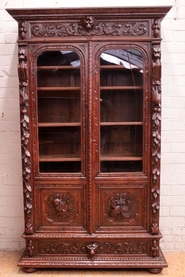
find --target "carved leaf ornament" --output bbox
[38,241,146,255]
[18,48,33,235]
[31,17,147,38]
[151,44,162,234]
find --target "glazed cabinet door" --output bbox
[31,44,89,233]
[92,43,150,234]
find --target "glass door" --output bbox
[37,50,82,173]
[100,49,143,172]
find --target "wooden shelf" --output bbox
[100,156,143,161]
[37,87,81,91]
[37,66,80,70]
[100,64,139,69]
[100,122,143,126]
[39,154,81,162]
[100,86,143,90]
[38,122,81,127]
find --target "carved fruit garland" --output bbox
[18,48,33,235]
[151,44,161,235]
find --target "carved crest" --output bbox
[80,16,95,31]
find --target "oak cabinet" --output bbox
[7,6,171,273]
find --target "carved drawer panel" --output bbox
[96,185,146,231]
[35,185,86,231]
[34,239,149,256]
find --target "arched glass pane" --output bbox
[100,49,143,173]
[37,50,81,173]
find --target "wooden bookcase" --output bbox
[7,6,171,273]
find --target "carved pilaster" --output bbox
[18,48,33,235]
[151,44,161,235]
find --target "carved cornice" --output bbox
[18,48,33,235]
[151,44,161,235]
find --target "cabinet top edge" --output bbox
[6,6,172,21]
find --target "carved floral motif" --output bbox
[19,21,27,40]
[38,241,147,255]
[46,193,77,222]
[152,19,160,38]
[151,240,159,257]
[107,193,137,221]
[31,21,147,38]
[151,44,161,235]
[18,48,33,235]
[27,240,34,257]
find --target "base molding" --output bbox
[18,248,167,273]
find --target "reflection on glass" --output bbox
[37,51,81,173]
[100,49,143,173]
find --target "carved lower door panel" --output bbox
[96,185,147,232]
[7,6,171,273]
[35,185,87,232]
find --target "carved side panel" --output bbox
[151,44,161,235]
[18,47,33,235]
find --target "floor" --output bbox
[0,251,185,277]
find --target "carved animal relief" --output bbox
[45,193,77,222]
[106,192,137,222]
